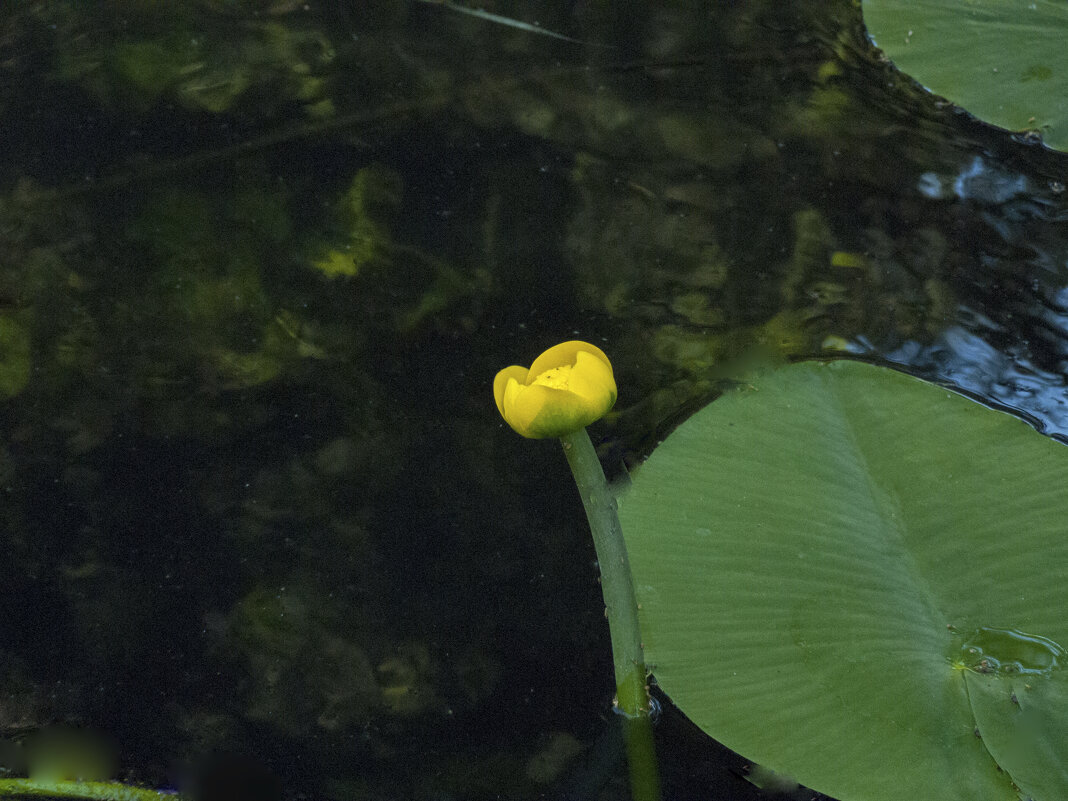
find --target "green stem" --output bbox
[559,428,661,801]
[0,779,179,801]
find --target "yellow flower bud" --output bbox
[493,341,617,439]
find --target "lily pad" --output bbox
[861,0,1068,152]
[619,360,1068,801]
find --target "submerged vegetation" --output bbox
[0,1,1066,799]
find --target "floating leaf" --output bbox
[619,360,1068,800]
[861,0,1068,152]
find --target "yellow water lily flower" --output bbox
[493,340,617,439]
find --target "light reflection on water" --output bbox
[861,155,1068,438]
[885,325,1068,439]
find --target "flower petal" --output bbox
[504,383,553,436]
[527,340,611,384]
[564,350,617,411]
[494,365,529,418]
[524,385,601,438]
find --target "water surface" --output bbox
[1,2,1066,799]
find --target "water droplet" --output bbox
[958,627,1066,677]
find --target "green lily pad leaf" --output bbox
[860,0,1068,152]
[963,667,1068,800]
[619,360,1068,801]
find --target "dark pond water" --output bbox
[1,1,1066,799]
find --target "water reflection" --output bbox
[917,156,1032,204]
[869,156,1068,438]
[0,1,1067,800]
[885,324,1068,439]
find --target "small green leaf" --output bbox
[620,360,1068,801]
